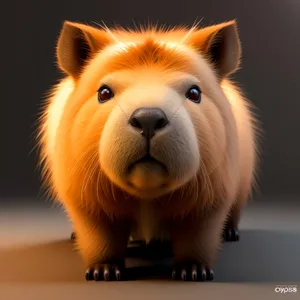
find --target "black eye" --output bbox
[98,85,114,103]
[186,86,201,103]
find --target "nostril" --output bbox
[155,118,169,130]
[130,117,142,129]
[128,107,169,138]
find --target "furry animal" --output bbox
[37,19,260,282]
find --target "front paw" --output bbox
[85,262,125,281]
[172,261,214,281]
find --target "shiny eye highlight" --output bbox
[98,85,114,103]
[186,85,201,103]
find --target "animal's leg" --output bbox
[69,207,130,281]
[170,208,228,281]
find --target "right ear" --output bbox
[56,21,113,79]
[184,20,241,80]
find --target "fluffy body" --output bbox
[37,21,259,276]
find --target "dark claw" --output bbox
[85,263,125,281]
[191,264,197,281]
[223,227,240,242]
[85,268,94,281]
[200,266,206,281]
[181,268,187,281]
[114,264,122,281]
[103,265,110,281]
[70,232,76,241]
[172,262,214,282]
[207,268,214,281]
[115,269,121,281]
[172,270,177,280]
[94,266,101,281]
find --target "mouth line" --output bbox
[127,180,169,191]
[127,154,168,174]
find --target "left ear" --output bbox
[56,21,114,79]
[185,20,241,79]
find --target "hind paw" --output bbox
[223,227,240,242]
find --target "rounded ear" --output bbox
[56,21,114,79]
[185,20,241,80]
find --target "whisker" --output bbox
[71,144,99,175]
[166,188,175,206]
[169,101,185,123]
[96,20,119,43]
[115,97,129,119]
[180,17,204,44]
[96,165,102,205]
[110,181,117,202]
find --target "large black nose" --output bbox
[128,107,169,139]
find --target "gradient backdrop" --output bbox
[4,0,300,200]
[1,0,300,298]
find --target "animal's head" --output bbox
[56,20,241,200]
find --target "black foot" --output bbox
[85,262,125,281]
[70,232,76,241]
[128,239,146,247]
[172,262,214,281]
[223,227,240,242]
[145,239,172,259]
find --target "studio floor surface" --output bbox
[0,197,299,299]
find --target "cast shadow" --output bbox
[0,229,299,283]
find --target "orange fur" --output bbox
[36,20,260,272]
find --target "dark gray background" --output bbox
[2,1,300,294]
[3,0,300,199]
